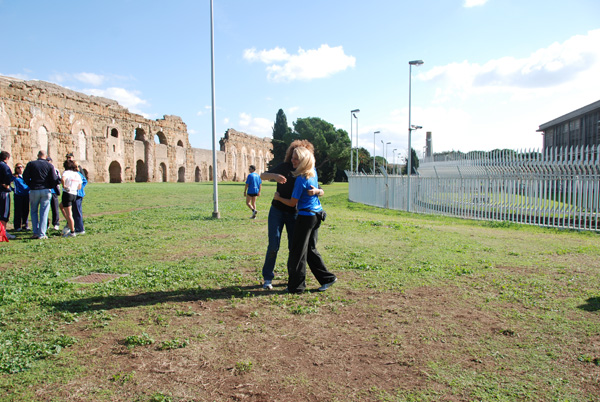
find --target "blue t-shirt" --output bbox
[245,172,261,195]
[292,170,322,216]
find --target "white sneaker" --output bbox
[63,232,76,238]
[318,278,337,292]
[62,226,70,235]
[263,280,273,290]
[53,225,60,230]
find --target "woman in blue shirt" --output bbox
[273,147,336,293]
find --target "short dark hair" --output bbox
[0,151,9,162]
[63,159,78,171]
[249,165,256,171]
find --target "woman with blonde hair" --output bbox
[273,146,336,293]
[260,140,322,289]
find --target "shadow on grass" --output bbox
[48,283,288,313]
[578,297,600,312]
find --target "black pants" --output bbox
[14,194,29,229]
[50,193,59,227]
[287,214,335,292]
[72,196,84,233]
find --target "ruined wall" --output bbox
[0,75,271,183]
[219,129,273,182]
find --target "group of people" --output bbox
[0,150,87,240]
[257,140,337,293]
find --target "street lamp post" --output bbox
[373,131,380,174]
[385,141,391,173]
[350,109,360,174]
[393,149,397,175]
[407,59,424,212]
[353,110,360,173]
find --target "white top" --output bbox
[62,170,82,195]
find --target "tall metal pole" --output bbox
[350,109,359,174]
[350,111,353,174]
[407,60,423,212]
[355,113,359,173]
[210,0,220,218]
[385,141,391,172]
[373,131,380,174]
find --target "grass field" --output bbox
[0,181,599,401]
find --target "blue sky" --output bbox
[1,0,599,161]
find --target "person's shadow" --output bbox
[578,297,600,312]
[48,284,287,313]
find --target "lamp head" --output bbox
[410,125,422,130]
[351,109,360,113]
[409,60,424,66]
[374,131,380,134]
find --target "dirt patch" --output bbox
[40,280,578,401]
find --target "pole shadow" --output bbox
[578,297,600,312]
[48,283,288,313]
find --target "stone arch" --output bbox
[109,161,122,183]
[222,169,228,180]
[178,166,185,182]
[240,146,248,179]
[209,165,213,181]
[177,140,184,147]
[250,149,256,166]
[135,127,146,141]
[195,166,201,182]
[228,145,237,181]
[159,162,167,182]
[72,119,92,162]
[30,113,56,158]
[135,159,147,182]
[110,128,119,138]
[155,131,168,145]
[78,130,87,161]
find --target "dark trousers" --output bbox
[72,196,84,233]
[287,214,335,292]
[50,193,59,227]
[14,194,29,229]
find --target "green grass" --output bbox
[0,181,599,401]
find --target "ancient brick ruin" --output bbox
[0,75,272,183]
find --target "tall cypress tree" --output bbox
[269,109,292,169]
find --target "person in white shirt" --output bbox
[59,159,83,237]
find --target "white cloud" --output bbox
[464,0,488,7]
[50,72,107,86]
[243,47,290,64]
[238,113,273,137]
[287,106,300,114]
[420,29,600,100]
[197,106,211,116]
[73,72,106,86]
[244,44,356,82]
[83,87,149,116]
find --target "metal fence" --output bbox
[347,146,600,231]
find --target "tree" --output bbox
[401,148,419,175]
[268,109,292,169]
[356,147,371,174]
[292,117,351,184]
